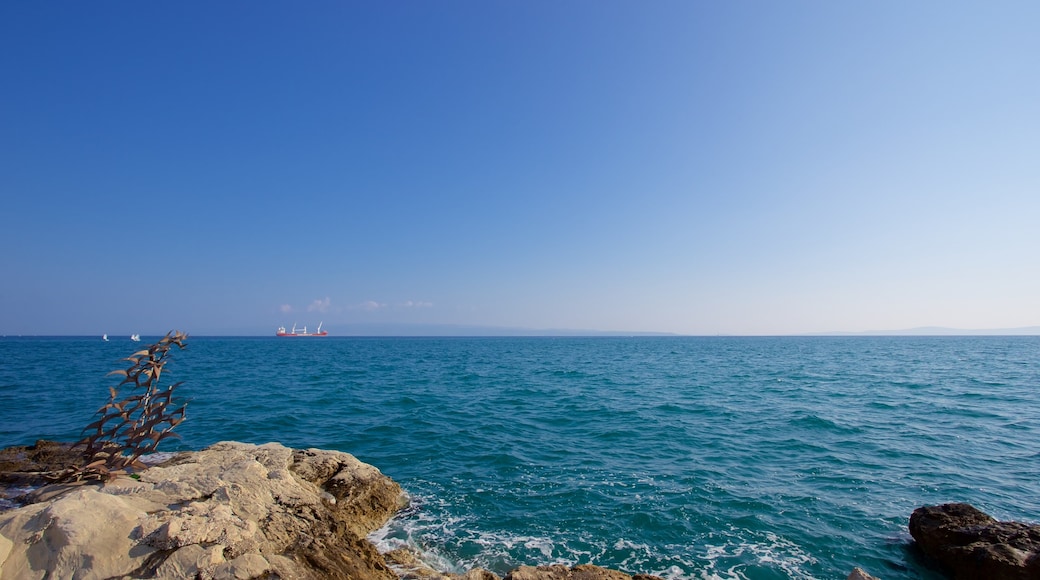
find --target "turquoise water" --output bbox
[2,336,1038,579]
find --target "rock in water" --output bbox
[846,568,879,580]
[0,441,407,580]
[909,503,1040,580]
[504,564,664,580]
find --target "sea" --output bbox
[1,335,1038,579]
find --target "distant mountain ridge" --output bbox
[16,325,1037,338]
[306,323,678,337]
[177,323,678,337]
[808,326,1040,336]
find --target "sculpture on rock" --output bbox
[61,331,190,481]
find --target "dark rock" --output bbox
[0,440,82,486]
[0,440,87,512]
[909,503,1040,579]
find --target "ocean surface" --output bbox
[2,336,1038,579]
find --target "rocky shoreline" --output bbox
[1,441,694,580]
[3,441,1032,580]
[0,441,404,579]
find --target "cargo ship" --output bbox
[276,322,328,337]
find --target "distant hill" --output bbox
[809,326,1040,336]
[312,323,677,337]
[199,323,678,337]
[83,324,1040,338]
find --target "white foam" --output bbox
[698,531,816,580]
[370,490,817,580]
[523,537,555,558]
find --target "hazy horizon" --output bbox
[6,324,1040,339]
[2,2,1038,336]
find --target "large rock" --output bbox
[505,564,663,580]
[0,441,407,580]
[0,440,82,487]
[0,441,747,580]
[909,503,1040,579]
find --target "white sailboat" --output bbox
[102,334,108,341]
[130,334,141,342]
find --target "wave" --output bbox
[5,335,1040,579]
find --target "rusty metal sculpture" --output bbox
[61,331,189,481]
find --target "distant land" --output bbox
[316,324,1040,337]
[83,324,677,337]
[5,325,1040,338]
[270,323,679,337]
[806,326,1040,336]
[316,324,1038,337]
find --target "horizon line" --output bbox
[4,326,1040,339]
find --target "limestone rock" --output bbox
[0,534,11,570]
[385,547,455,579]
[383,552,659,580]
[0,440,691,580]
[909,502,1040,580]
[846,568,879,580]
[383,547,501,580]
[0,485,160,579]
[505,564,664,580]
[152,544,227,578]
[0,441,406,580]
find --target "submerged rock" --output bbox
[0,441,407,579]
[909,502,1040,580]
[384,547,499,580]
[380,558,667,580]
[846,568,879,580]
[505,564,664,580]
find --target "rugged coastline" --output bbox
[0,440,685,580]
[0,441,404,579]
[10,440,1033,579]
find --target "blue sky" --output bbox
[2,2,1038,336]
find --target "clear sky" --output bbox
[2,2,1038,336]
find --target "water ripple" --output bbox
[3,336,1038,579]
